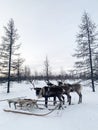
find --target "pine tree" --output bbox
[0,18,21,93]
[44,56,51,83]
[73,12,98,92]
[15,55,25,82]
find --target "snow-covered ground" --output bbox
[0,80,98,130]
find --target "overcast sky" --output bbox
[0,0,98,74]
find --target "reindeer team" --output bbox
[7,80,82,109]
[31,80,82,109]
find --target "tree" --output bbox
[44,56,51,83]
[0,18,21,93]
[73,12,98,92]
[58,68,66,82]
[15,55,25,82]
[93,53,98,79]
[23,65,31,80]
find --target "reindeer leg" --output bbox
[62,95,65,105]
[67,94,71,105]
[78,93,82,104]
[9,101,11,108]
[57,96,63,109]
[45,97,48,108]
[53,96,56,105]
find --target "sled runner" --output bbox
[4,103,62,116]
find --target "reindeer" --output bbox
[38,86,64,108]
[29,80,65,108]
[58,81,82,105]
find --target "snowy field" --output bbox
[0,80,98,130]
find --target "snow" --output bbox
[0,81,98,130]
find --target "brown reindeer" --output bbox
[58,81,82,105]
[29,80,65,107]
[38,86,64,109]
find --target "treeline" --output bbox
[0,70,98,83]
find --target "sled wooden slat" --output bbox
[0,96,26,102]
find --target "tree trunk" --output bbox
[7,39,12,93]
[87,25,95,92]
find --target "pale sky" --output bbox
[0,0,98,74]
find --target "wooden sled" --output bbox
[4,103,61,116]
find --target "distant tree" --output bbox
[59,68,66,82]
[33,70,39,80]
[0,18,21,93]
[44,56,51,83]
[73,12,98,92]
[24,65,31,80]
[15,55,25,82]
